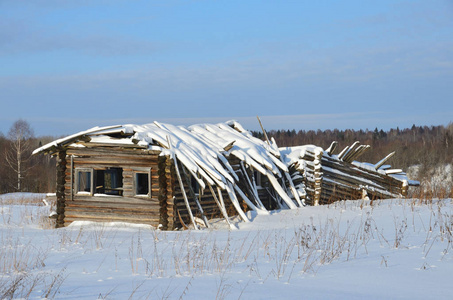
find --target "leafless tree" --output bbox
[5,119,34,192]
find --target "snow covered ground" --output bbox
[1,193,452,299]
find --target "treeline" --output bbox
[1,120,452,194]
[0,120,56,194]
[253,123,453,180]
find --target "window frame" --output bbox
[75,168,94,195]
[134,168,152,198]
[93,167,123,196]
[75,167,124,197]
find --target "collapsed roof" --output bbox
[34,120,418,227]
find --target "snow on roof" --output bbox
[33,120,287,192]
[34,121,417,211]
[279,145,324,166]
[32,124,129,155]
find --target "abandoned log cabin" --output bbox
[33,120,418,229]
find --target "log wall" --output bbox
[59,147,245,230]
[63,147,166,227]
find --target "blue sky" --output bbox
[1,0,452,136]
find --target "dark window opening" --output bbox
[136,173,150,196]
[95,168,123,196]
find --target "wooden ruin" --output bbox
[33,121,418,229]
[280,142,416,206]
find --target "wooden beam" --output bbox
[257,116,271,146]
[167,135,198,230]
[180,166,210,228]
[375,152,395,170]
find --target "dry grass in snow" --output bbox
[0,193,452,299]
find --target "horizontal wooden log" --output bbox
[321,156,403,188]
[67,147,161,157]
[66,206,160,216]
[64,214,160,225]
[72,158,158,165]
[68,195,159,204]
[65,212,160,220]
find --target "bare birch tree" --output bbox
[5,119,34,192]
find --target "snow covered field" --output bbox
[1,193,452,299]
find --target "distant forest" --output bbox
[0,120,452,194]
[255,123,453,179]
